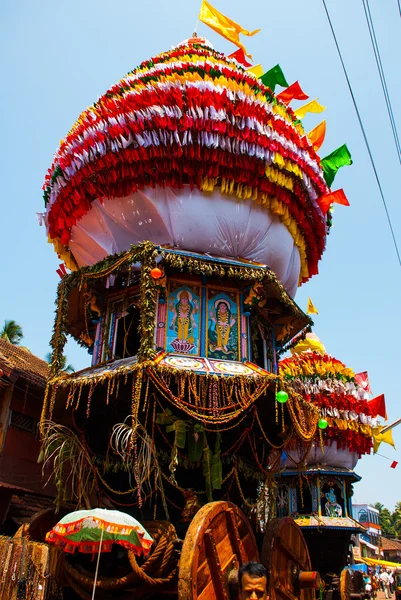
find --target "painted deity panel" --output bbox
[167,282,200,355]
[320,479,344,518]
[207,289,239,360]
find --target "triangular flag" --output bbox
[368,394,387,420]
[247,64,264,78]
[198,0,260,59]
[373,428,395,453]
[307,298,318,315]
[294,99,326,120]
[59,263,67,276]
[307,120,326,152]
[355,371,373,394]
[227,48,252,68]
[259,64,289,92]
[390,461,398,469]
[276,81,308,105]
[318,189,350,214]
[321,144,353,187]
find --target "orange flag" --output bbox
[308,120,326,152]
[318,189,350,214]
[198,0,260,59]
[276,81,308,105]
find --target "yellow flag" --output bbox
[246,64,264,78]
[198,0,260,59]
[294,99,326,120]
[307,120,326,152]
[373,428,396,454]
[307,297,318,315]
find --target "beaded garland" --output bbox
[0,535,63,600]
[43,43,330,284]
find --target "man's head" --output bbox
[238,562,268,600]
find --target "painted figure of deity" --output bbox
[168,289,199,354]
[169,290,198,341]
[324,488,343,517]
[209,299,236,355]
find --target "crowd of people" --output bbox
[364,568,398,599]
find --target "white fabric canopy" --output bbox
[69,185,301,297]
[281,440,359,470]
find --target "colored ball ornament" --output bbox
[276,390,288,404]
[150,267,163,280]
[318,418,328,430]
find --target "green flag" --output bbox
[321,144,353,187]
[259,64,289,92]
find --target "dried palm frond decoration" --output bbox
[110,420,168,516]
[40,420,97,510]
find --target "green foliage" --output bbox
[0,320,23,345]
[374,501,401,538]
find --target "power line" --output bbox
[363,0,401,163]
[398,0,401,17]
[321,0,401,267]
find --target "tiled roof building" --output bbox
[0,338,54,533]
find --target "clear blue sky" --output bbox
[1,0,400,509]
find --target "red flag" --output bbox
[59,263,67,276]
[368,394,387,420]
[355,371,372,393]
[227,48,252,68]
[318,189,350,214]
[56,268,64,279]
[276,81,308,105]
[390,461,398,469]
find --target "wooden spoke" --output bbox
[262,517,317,600]
[178,501,259,600]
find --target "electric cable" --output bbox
[321,0,401,267]
[363,0,401,163]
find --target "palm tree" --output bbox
[393,502,401,538]
[0,320,23,345]
[379,508,395,537]
[45,352,75,373]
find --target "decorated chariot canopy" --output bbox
[39,17,354,533]
[278,333,387,469]
[41,36,351,297]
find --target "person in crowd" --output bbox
[379,568,391,599]
[238,562,268,600]
[389,570,395,595]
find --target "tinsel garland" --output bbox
[46,242,158,386]
[43,43,330,284]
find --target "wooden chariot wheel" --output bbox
[340,568,365,600]
[261,517,321,600]
[178,501,259,600]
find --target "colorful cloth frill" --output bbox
[43,43,330,284]
[279,351,381,456]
